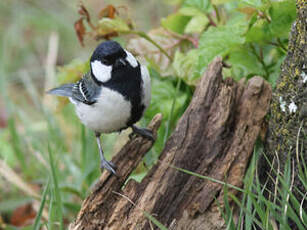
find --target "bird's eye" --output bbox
[101,59,110,65]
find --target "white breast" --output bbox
[74,87,131,133]
[140,65,151,110]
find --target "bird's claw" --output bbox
[128,132,137,140]
[131,125,154,141]
[100,159,117,175]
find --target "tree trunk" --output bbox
[69,57,271,230]
[261,1,306,229]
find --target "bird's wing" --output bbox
[47,83,74,97]
[71,72,100,105]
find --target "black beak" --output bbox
[114,58,126,68]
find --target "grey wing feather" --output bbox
[46,84,74,97]
[71,73,99,105]
[47,73,99,105]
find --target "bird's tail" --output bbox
[46,84,74,97]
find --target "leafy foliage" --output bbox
[196,19,247,76]
[71,0,295,88]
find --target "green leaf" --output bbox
[184,14,209,34]
[246,18,271,43]
[228,45,265,81]
[147,77,188,122]
[199,21,247,50]
[197,21,247,76]
[179,6,204,16]
[183,0,212,13]
[161,13,191,34]
[269,0,296,39]
[246,0,296,42]
[33,179,50,230]
[211,0,233,5]
[173,49,199,85]
[97,17,130,35]
[267,57,283,88]
[163,0,185,5]
[241,0,263,8]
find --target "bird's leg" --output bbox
[130,125,154,141]
[95,132,117,175]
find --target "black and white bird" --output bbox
[47,40,152,174]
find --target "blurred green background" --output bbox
[0,0,174,228]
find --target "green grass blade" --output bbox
[169,164,245,193]
[285,203,306,230]
[8,117,26,171]
[163,78,182,145]
[48,144,63,230]
[243,147,259,230]
[229,193,264,229]
[33,178,50,230]
[143,211,168,230]
[223,185,236,230]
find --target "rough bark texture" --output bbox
[261,1,306,228]
[69,57,272,230]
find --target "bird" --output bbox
[47,40,153,175]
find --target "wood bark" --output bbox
[69,57,272,230]
[261,1,306,229]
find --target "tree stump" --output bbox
[69,57,272,230]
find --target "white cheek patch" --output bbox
[91,60,112,82]
[125,50,138,68]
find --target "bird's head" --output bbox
[90,40,139,83]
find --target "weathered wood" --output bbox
[69,57,272,230]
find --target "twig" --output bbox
[212,4,220,23]
[250,43,269,78]
[164,29,199,48]
[258,10,271,23]
[134,40,182,56]
[268,40,287,53]
[206,13,217,27]
[124,30,173,61]
[277,38,288,53]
